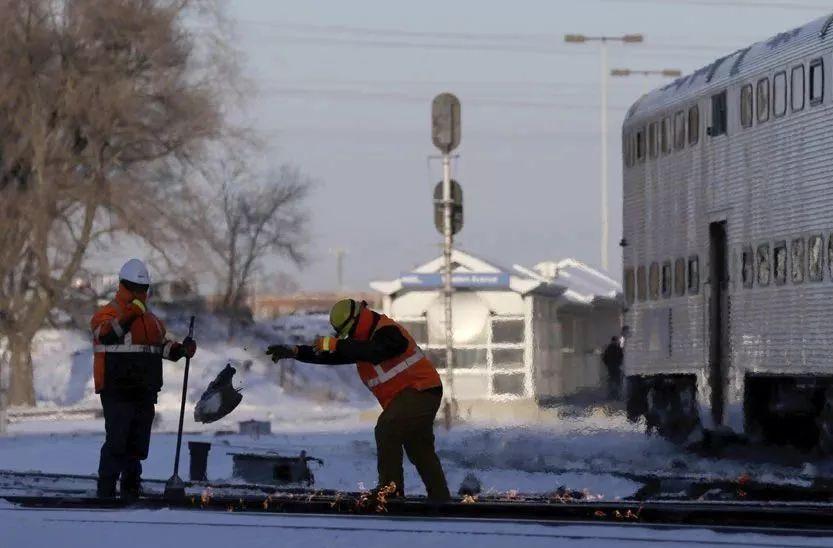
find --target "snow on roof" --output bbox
[370,249,621,305]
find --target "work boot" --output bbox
[97,476,117,498]
[120,473,141,501]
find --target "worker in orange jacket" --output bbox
[266,299,450,501]
[91,259,196,498]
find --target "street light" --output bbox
[611,68,682,78]
[564,33,644,273]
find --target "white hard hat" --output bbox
[118,259,151,285]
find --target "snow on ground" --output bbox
[8,313,833,547]
[28,313,375,431]
[7,316,833,504]
[2,506,833,548]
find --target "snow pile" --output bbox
[28,310,375,429]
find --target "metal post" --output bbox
[0,349,7,435]
[335,249,345,291]
[600,38,609,273]
[442,152,455,423]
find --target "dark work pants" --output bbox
[98,393,155,482]
[375,387,450,501]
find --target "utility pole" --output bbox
[564,33,643,273]
[330,248,347,291]
[0,348,7,435]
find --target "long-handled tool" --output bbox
[164,315,195,500]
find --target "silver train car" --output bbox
[621,13,833,448]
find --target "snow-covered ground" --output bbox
[4,503,833,548]
[5,318,833,546]
[8,318,833,496]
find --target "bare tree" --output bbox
[206,159,310,338]
[0,0,234,406]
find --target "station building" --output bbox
[370,249,622,412]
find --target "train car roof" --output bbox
[625,12,833,124]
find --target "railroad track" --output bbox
[3,469,833,532]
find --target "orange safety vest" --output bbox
[355,314,441,409]
[91,286,172,395]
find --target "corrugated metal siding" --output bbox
[623,14,833,400]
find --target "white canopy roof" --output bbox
[370,248,621,306]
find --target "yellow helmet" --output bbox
[329,299,366,339]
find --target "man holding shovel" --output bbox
[90,259,197,499]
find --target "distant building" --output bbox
[250,291,380,320]
[370,249,622,413]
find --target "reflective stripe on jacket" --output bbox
[355,315,441,408]
[90,286,169,396]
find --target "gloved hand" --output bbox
[313,336,338,354]
[182,337,197,359]
[265,344,297,362]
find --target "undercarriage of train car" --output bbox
[625,374,702,445]
[744,374,833,452]
[625,372,833,452]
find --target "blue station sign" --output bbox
[400,272,511,289]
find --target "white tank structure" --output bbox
[621,12,833,448]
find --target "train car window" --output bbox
[674,258,686,296]
[828,235,833,281]
[756,78,770,123]
[791,65,805,112]
[710,91,727,136]
[674,111,686,150]
[661,261,672,298]
[688,105,700,145]
[636,128,645,162]
[661,117,671,154]
[808,235,823,282]
[742,246,754,288]
[688,256,700,294]
[773,241,787,285]
[756,243,771,286]
[773,71,787,118]
[637,265,647,301]
[622,134,629,167]
[624,268,635,304]
[648,122,658,159]
[791,238,805,284]
[740,84,753,129]
[810,58,824,106]
[649,262,660,300]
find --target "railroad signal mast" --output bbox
[431,92,461,427]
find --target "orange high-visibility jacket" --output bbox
[90,285,179,397]
[355,315,441,409]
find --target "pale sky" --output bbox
[225,0,829,292]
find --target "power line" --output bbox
[245,33,728,61]
[258,78,654,90]
[235,20,738,58]
[255,86,632,110]
[602,0,830,10]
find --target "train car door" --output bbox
[708,221,729,426]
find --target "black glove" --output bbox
[266,344,297,362]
